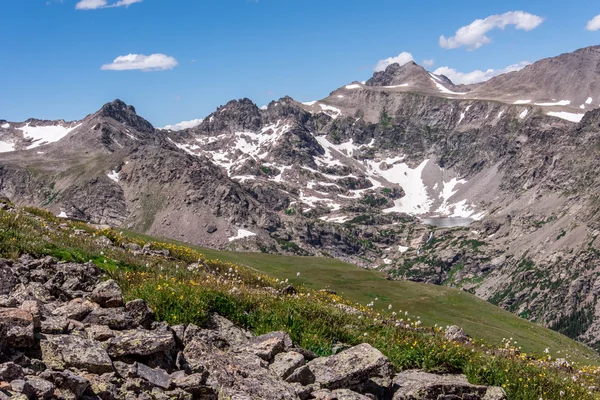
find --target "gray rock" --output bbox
[0,308,35,348]
[285,365,315,385]
[171,372,214,397]
[90,279,124,308]
[270,351,305,379]
[52,298,98,321]
[82,307,136,330]
[86,324,116,341]
[392,370,506,400]
[106,329,175,358]
[39,369,90,399]
[25,376,55,400]
[9,380,35,399]
[124,299,155,328]
[246,331,291,361]
[333,389,372,399]
[40,316,69,334]
[444,325,470,343]
[0,264,18,295]
[87,373,119,400]
[211,314,252,346]
[307,343,394,395]
[135,363,171,390]
[183,337,297,399]
[18,301,41,329]
[40,334,113,374]
[0,362,24,382]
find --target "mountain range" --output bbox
[2,45,600,349]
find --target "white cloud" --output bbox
[160,119,203,131]
[586,15,600,31]
[440,11,544,50]
[75,0,142,10]
[374,52,414,72]
[433,61,529,85]
[101,54,178,71]
[422,59,435,67]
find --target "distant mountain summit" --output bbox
[470,45,600,111]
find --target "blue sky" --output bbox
[1,0,600,127]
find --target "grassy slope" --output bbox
[123,230,599,365]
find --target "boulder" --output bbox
[245,331,291,362]
[90,279,124,308]
[86,373,119,400]
[9,380,36,399]
[0,308,35,348]
[392,370,506,400]
[306,343,394,395]
[40,334,114,374]
[106,329,175,358]
[285,365,315,386]
[52,298,98,321]
[39,370,90,399]
[40,316,69,334]
[25,376,55,400]
[183,337,297,399]
[0,362,24,382]
[210,314,252,347]
[270,351,305,379]
[0,264,18,296]
[134,363,171,390]
[171,372,214,398]
[444,325,470,343]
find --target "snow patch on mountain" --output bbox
[19,123,81,149]
[547,111,584,123]
[228,229,256,242]
[1,123,9,129]
[0,141,15,153]
[534,100,571,106]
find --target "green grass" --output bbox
[122,230,599,365]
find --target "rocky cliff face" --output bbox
[2,46,600,349]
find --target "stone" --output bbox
[171,324,187,345]
[444,325,470,343]
[52,298,98,321]
[124,299,155,328]
[90,279,124,308]
[40,334,113,374]
[106,329,175,358]
[87,374,119,400]
[86,324,116,341]
[483,386,508,400]
[0,362,24,382]
[9,380,35,399]
[25,376,55,400]
[171,372,213,397]
[210,314,252,347]
[135,363,171,390]
[245,331,291,361]
[183,337,297,399]
[332,389,372,399]
[40,316,69,334]
[0,265,19,296]
[306,343,394,395]
[18,301,41,329]
[0,308,35,348]
[113,361,136,379]
[39,370,90,399]
[270,351,305,379]
[82,308,137,330]
[285,365,315,385]
[392,370,506,400]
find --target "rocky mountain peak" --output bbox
[95,99,154,133]
[195,98,262,134]
[366,61,432,87]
